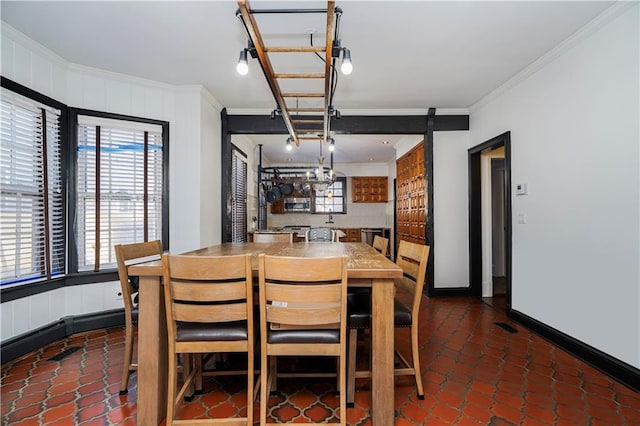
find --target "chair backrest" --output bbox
[305,227,336,242]
[372,235,389,257]
[258,254,348,334]
[115,240,162,313]
[395,240,430,316]
[253,232,293,243]
[162,253,254,344]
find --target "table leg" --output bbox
[370,278,395,425]
[137,276,168,425]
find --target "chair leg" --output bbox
[269,357,278,394]
[194,354,203,394]
[411,324,424,399]
[260,351,269,425]
[339,338,347,426]
[346,328,358,407]
[183,354,194,401]
[246,348,254,425]
[166,349,178,426]
[119,319,134,395]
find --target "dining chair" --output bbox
[372,235,389,257]
[346,240,430,405]
[162,253,255,425]
[253,232,293,243]
[305,227,337,242]
[258,253,348,426]
[114,240,162,395]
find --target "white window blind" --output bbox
[0,88,64,286]
[76,116,163,271]
[231,149,247,243]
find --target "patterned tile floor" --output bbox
[2,296,639,425]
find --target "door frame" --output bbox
[468,131,512,310]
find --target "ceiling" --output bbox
[1,1,613,164]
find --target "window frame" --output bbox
[0,77,68,299]
[311,176,347,214]
[0,77,170,302]
[68,108,170,274]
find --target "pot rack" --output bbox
[236,0,342,147]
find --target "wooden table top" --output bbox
[129,242,402,280]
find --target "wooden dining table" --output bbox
[129,242,402,425]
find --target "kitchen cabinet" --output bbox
[396,141,426,246]
[352,176,388,203]
[340,228,361,242]
[270,199,284,214]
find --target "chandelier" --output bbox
[307,153,335,193]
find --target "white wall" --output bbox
[433,131,470,288]
[469,4,639,367]
[0,23,222,341]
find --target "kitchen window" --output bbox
[0,87,65,287]
[74,112,168,272]
[313,177,346,214]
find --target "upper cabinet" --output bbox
[351,176,388,203]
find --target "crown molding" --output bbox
[470,2,636,113]
[67,62,175,91]
[1,21,68,69]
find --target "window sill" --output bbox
[1,270,119,303]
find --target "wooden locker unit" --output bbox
[395,141,426,246]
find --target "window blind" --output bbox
[0,88,64,286]
[231,149,247,243]
[76,116,163,271]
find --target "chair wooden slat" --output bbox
[171,280,247,302]
[173,302,248,323]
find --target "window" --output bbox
[0,87,64,287]
[231,147,247,243]
[75,114,166,271]
[313,177,347,214]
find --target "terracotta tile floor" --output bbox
[2,296,639,425]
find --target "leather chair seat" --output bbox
[268,329,340,344]
[131,306,139,324]
[347,294,412,329]
[176,321,248,342]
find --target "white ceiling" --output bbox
[1,0,613,163]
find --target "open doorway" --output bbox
[468,132,512,312]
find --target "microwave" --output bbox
[284,198,311,213]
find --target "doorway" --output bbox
[468,132,512,312]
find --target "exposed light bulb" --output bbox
[328,138,335,152]
[236,50,249,75]
[285,137,293,151]
[340,49,352,75]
